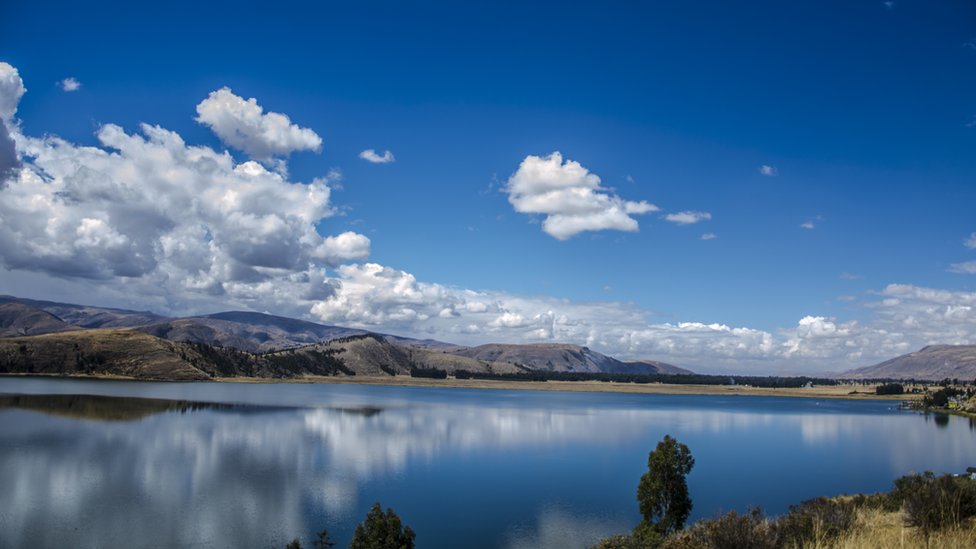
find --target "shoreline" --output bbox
[0,372,919,401]
[265,375,921,400]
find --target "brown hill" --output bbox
[450,343,618,372]
[841,345,976,381]
[137,312,365,353]
[449,343,692,374]
[0,295,167,328]
[624,359,694,375]
[0,295,695,379]
[0,295,166,328]
[0,303,79,337]
[0,330,522,381]
[276,334,523,376]
[0,330,212,380]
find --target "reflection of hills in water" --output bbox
[0,392,385,421]
[0,393,248,421]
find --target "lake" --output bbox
[1,377,973,548]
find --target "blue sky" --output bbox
[1,0,975,373]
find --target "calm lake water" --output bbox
[1,377,974,549]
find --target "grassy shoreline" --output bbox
[1,372,919,401]
[223,374,922,400]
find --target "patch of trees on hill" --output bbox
[183,342,266,377]
[264,348,355,377]
[183,342,354,378]
[408,367,447,379]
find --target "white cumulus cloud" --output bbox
[759,165,778,176]
[306,262,976,374]
[359,149,395,164]
[0,62,26,122]
[0,64,367,316]
[505,152,659,240]
[0,62,25,182]
[195,87,322,163]
[317,232,371,267]
[60,77,81,92]
[665,211,712,225]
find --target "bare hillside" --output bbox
[841,345,976,380]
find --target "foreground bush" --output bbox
[591,472,976,548]
[662,508,774,549]
[902,473,976,538]
[770,497,859,547]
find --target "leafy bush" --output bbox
[886,471,935,511]
[770,497,858,547]
[902,473,976,536]
[662,508,774,549]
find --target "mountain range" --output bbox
[0,295,692,380]
[7,295,971,382]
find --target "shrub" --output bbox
[663,508,774,549]
[903,474,976,537]
[887,472,935,512]
[588,534,644,549]
[770,497,858,547]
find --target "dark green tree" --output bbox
[349,502,416,549]
[283,539,303,549]
[637,435,695,536]
[313,528,336,549]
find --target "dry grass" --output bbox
[830,507,976,549]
